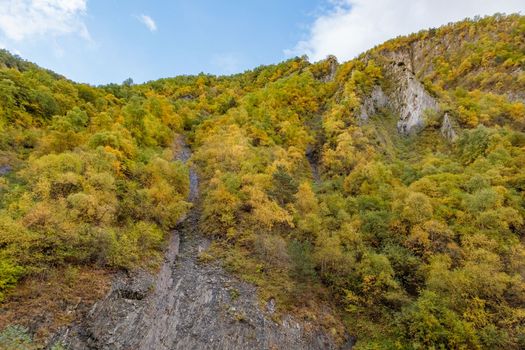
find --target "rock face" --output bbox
[359,86,389,121]
[322,55,339,82]
[53,139,342,350]
[0,165,11,176]
[389,63,439,135]
[55,218,337,350]
[441,113,457,141]
[383,59,440,135]
[359,54,440,135]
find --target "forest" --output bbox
[0,13,524,349]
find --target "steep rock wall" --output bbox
[358,59,440,135]
[388,61,440,135]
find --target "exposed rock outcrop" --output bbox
[360,50,440,135]
[359,86,389,121]
[53,139,343,350]
[0,165,11,176]
[374,31,525,107]
[441,113,457,141]
[321,55,339,82]
[385,60,440,135]
[54,219,339,349]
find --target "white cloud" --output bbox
[0,0,89,41]
[288,0,525,62]
[138,14,157,32]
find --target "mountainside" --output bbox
[0,13,524,350]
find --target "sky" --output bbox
[0,0,523,85]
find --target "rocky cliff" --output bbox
[359,48,461,137]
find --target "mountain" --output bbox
[0,13,524,350]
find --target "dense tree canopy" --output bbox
[1,14,525,349]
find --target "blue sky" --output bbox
[0,0,325,85]
[0,0,522,85]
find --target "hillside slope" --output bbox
[0,14,524,350]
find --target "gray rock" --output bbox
[359,85,389,121]
[0,165,11,176]
[441,113,457,141]
[172,136,199,203]
[54,217,337,350]
[321,55,339,82]
[387,62,439,135]
[359,53,440,135]
[53,138,340,350]
[266,298,276,315]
